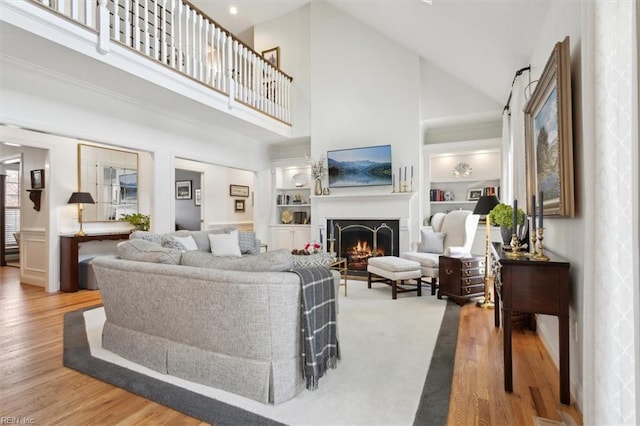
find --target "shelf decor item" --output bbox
[452,162,472,178]
[308,155,326,195]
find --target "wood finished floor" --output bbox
[1,267,583,425]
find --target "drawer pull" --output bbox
[463,278,470,285]
[463,262,471,268]
[445,268,454,275]
[464,270,472,276]
[463,287,471,294]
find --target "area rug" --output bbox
[64,280,460,426]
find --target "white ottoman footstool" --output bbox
[367,256,423,299]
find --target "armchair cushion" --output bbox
[418,230,446,254]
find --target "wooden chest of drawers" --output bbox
[438,255,485,305]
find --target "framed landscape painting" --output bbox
[524,36,575,218]
[327,145,392,188]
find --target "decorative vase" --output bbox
[500,226,512,245]
[314,178,322,196]
[323,187,330,195]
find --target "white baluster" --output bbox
[197,14,203,81]
[216,28,222,90]
[191,9,197,77]
[43,0,50,7]
[153,0,159,60]
[133,0,140,50]
[124,0,131,47]
[71,0,79,20]
[177,1,183,71]
[160,0,166,64]
[112,0,120,43]
[169,0,176,67]
[84,0,93,28]
[206,21,212,85]
[57,0,65,14]
[143,0,150,55]
[97,0,110,53]
[226,37,234,106]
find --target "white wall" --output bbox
[525,0,584,408]
[420,58,502,122]
[254,5,311,139]
[308,1,422,241]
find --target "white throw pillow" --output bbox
[173,235,199,251]
[208,230,242,257]
[418,229,446,254]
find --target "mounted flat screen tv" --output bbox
[327,145,392,188]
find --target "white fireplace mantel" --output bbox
[311,192,418,253]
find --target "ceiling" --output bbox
[192,0,552,106]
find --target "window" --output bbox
[4,165,20,248]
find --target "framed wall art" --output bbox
[30,169,45,189]
[467,188,483,201]
[524,36,575,218]
[234,199,245,212]
[176,180,192,200]
[262,46,280,69]
[194,188,202,206]
[229,184,249,197]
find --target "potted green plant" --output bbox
[121,213,150,231]
[488,203,525,244]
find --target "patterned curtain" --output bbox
[582,1,638,424]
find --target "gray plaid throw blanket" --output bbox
[290,267,340,390]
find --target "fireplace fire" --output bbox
[328,219,400,275]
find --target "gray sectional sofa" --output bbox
[91,228,340,405]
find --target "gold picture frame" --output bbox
[261,46,280,69]
[229,184,249,197]
[524,36,575,218]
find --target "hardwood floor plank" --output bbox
[1,267,583,425]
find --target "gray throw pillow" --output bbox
[418,230,446,254]
[238,231,258,255]
[117,239,182,264]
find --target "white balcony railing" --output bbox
[29,0,292,124]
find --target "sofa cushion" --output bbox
[238,231,259,255]
[181,249,294,272]
[418,230,446,254]
[173,235,199,251]
[117,239,182,264]
[401,251,439,268]
[169,227,237,252]
[208,231,242,257]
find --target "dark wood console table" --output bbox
[496,249,571,405]
[60,232,130,292]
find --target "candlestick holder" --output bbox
[401,182,408,193]
[532,228,550,261]
[328,238,335,255]
[530,228,538,257]
[505,233,526,259]
[410,177,414,193]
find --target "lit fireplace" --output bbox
[328,219,399,275]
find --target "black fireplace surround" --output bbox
[327,219,400,275]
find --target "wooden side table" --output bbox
[329,257,348,296]
[60,232,131,292]
[497,250,571,404]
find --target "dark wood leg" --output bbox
[504,308,513,393]
[559,315,570,404]
[417,279,422,296]
[494,281,501,328]
[437,288,442,299]
[431,278,436,296]
[368,272,372,289]
[392,280,398,299]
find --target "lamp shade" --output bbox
[473,195,500,216]
[67,192,95,204]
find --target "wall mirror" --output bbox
[78,144,139,222]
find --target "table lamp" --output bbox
[472,194,500,309]
[68,192,95,236]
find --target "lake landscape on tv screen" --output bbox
[327,145,392,188]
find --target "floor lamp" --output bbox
[68,192,95,236]
[472,195,500,309]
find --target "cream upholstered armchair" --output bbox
[401,210,479,294]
